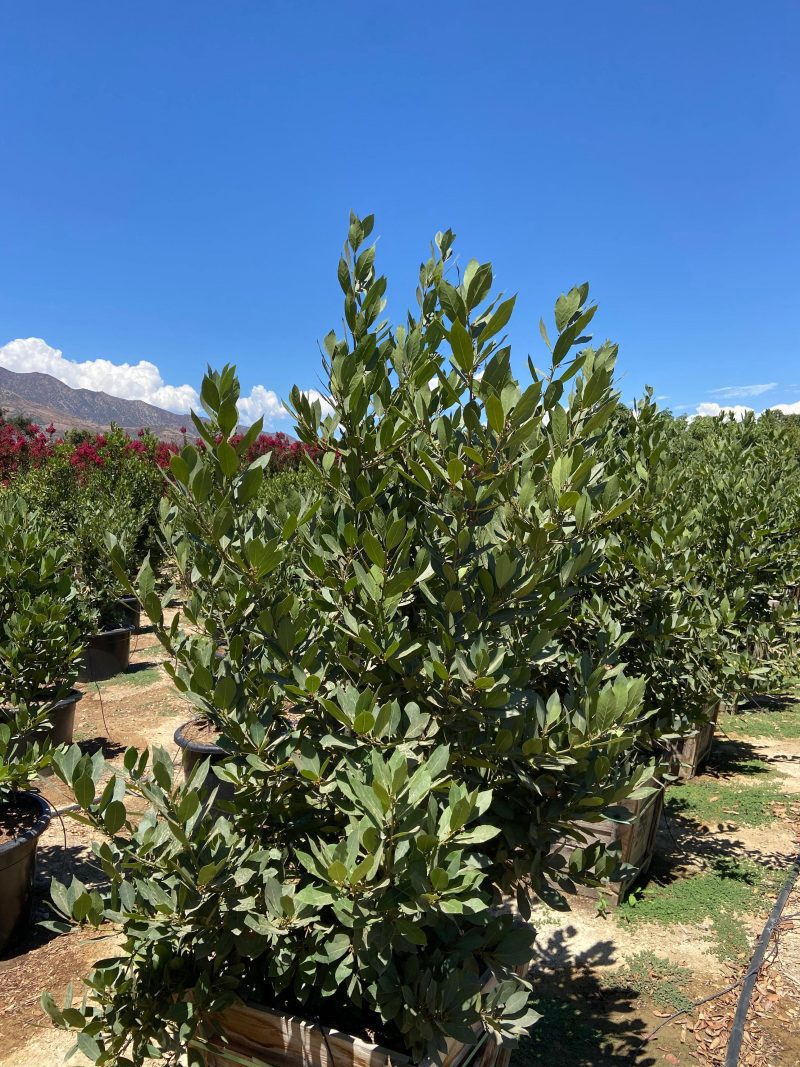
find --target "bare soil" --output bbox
[178,716,221,746]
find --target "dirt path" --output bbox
[0,621,190,1067]
[512,715,800,1066]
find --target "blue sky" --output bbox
[1,2,799,424]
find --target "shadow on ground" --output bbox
[659,802,792,868]
[77,736,126,759]
[36,839,107,892]
[642,733,798,878]
[124,660,160,675]
[706,737,771,778]
[738,692,800,712]
[0,840,108,963]
[511,929,657,1066]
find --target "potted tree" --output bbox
[687,414,800,686]
[0,495,86,747]
[71,494,145,682]
[571,393,729,787]
[44,215,663,1062]
[46,735,536,1066]
[12,426,165,680]
[0,707,53,952]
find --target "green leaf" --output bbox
[50,880,71,918]
[456,824,501,844]
[550,403,568,447]
[216,442,239,477]
[169,455,191,484]
[539,318,552,351]
[327,860,348,884]
[76,1033,102,1060]
[430,867,449,891]
[447,457,465,483]
[449,320,474,372]
[73,773,95,809]
[362,532,386,569]
[555,288,581,332]
[439,280,467,323]
[485,394,505,435]
[103,801,127,835]
[353,711,375,734]
[395,918,427,946]
[200,375,220,414]
[217,395,238,435]
[479,296,515,343]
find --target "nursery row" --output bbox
[1,214,800,1066]
[0,416,317,481]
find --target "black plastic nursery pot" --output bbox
[118,595,142,633]
[0,689,81,750]
[78,626,134,682]
[174,719,236,804]
[0,791,51,954]
[45,688,82,747]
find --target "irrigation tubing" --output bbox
[723,852,800,1067]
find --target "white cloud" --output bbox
[0,337,324,430]
[237,385,287,424]
[0,337,201,412]
[693,402,754,421]
[710,383,777,399]
[301,389,335,419]
[770,401,800,415]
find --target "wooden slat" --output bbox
[670,705,719,780]
[549,782,665,906]
[203,1002,411,1067]
[202,963,529,1067]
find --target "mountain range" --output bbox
[0,366,190,440]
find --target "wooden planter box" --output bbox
[668,705,719,781]
[551,782,665,907]
[200,974,524,1067]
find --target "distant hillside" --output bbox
[0,366,189,440]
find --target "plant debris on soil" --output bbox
[685,943,800,1066]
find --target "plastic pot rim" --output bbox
[0,791,52,858]
[174,718,226,756]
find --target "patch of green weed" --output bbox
[723,704,800,740]
[132,642,164,658]
[666,775,792,828]
[615,951,692,1012]
[618,858,785,962]
[99,666,163,688]
[529,903,565,927]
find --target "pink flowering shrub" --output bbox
[1,414,314,484]
[69,440,106,470]
[0,420,54,483]
[230,430,320,471]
